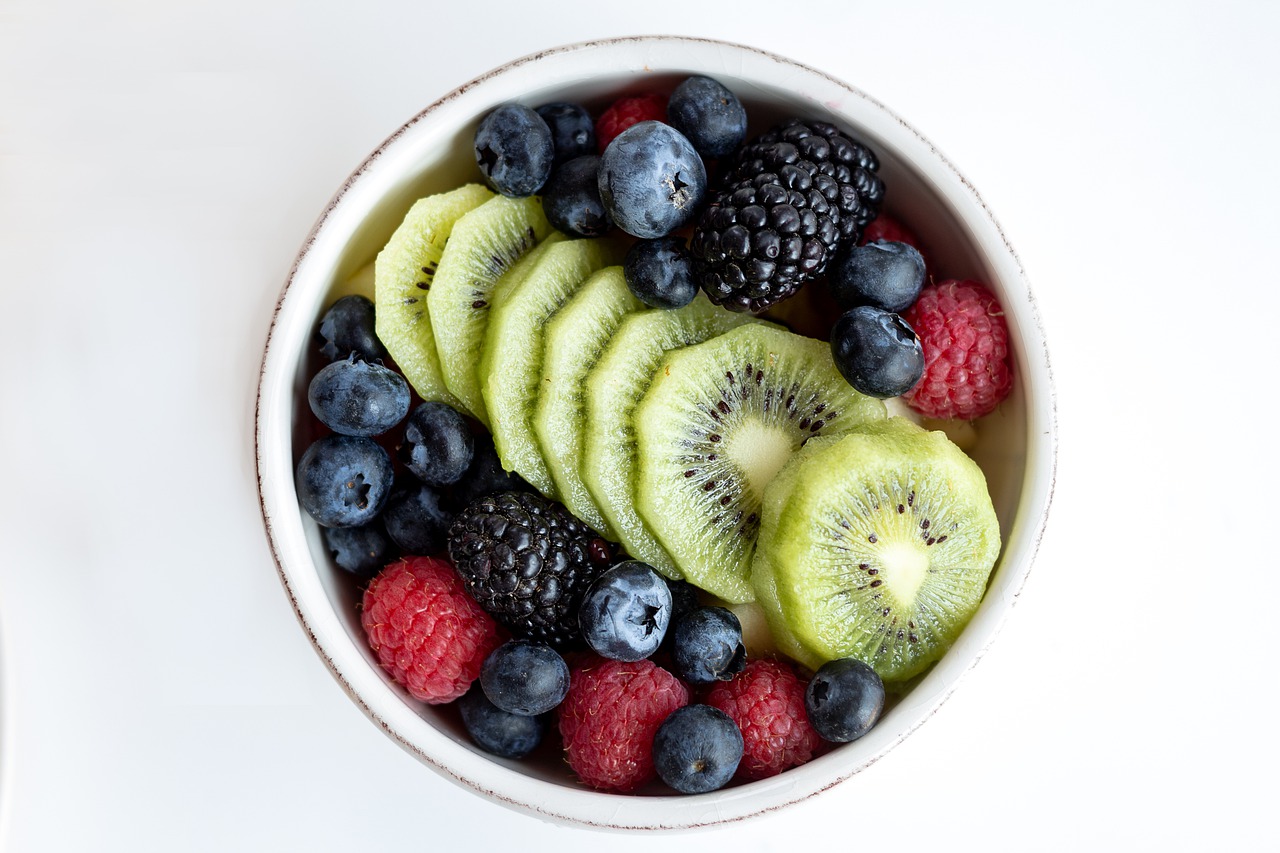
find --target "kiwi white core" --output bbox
[879,541,930,605]
[725,419,794,500]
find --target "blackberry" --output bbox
[447,491,608,648]
[690,119,884,313]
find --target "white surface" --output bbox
[1,0,1275,850]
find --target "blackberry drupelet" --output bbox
[691,119,884,313]
[447,491,609,648]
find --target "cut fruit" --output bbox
[481,237,622,498]
[374,184,494,409]
[428,195,554,426]
[634,324,886,603]
[581,295,762,580]
[752,418,1001,683]
[534,266,645,538]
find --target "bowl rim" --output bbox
[255,34,1057,831]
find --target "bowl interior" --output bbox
[258,37,1051,829]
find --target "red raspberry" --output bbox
[706,659,821,781]
[903,279,1013,420]
[361,557,502,704]
[860,211,920,249]
[595,93,668,153]
[557,655,689,792]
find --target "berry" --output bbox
[361,557,503,704]
[307,354,411,437]
[480,639,570,716]
[804,657,885,742]
[706,659,822,780]
[829,240,926,314]
[595,92,667,152]
[447,491,607,647]
[381,482,454,554]
[447,438,531,510]
[902,279,1013,420]
[296,434,393,528]
[671,606,746,684]
[666,75,747,159]
[862,211,921,247]
[317,294,385,362]
[623,237,698,309]
[541,155,612,238]
[598,121,707,239]
[536,101,596,166]
[474,103,554,197]
[691,119,884,313]
[557,656,689,791]
[322,522,396,580]
[665,578,701,623]
[652,705,743,794]
[578,561,672,662]
[831,305,925,398]
[399,402,474,488]
[457,684,545,759]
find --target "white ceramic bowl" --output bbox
[256,36,1056,830]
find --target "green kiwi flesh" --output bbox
[534,266,644,538]
[427,195,553,427]
[481,237,621,498]
[633,324,886,603]
[753,418,1001,683]
[581,295,762,579]
[373,183,493,410]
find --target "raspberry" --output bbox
[861,211,921,251]
[903,279,1013,420]
[557,656,689,792]
[706,659,821,780]
[361,557,503,704]
[595,93,668,153]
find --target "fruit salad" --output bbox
[293,76,1015,794]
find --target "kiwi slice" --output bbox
[753,418,1002,683]
[633,324,887,603]
[534,266,645,537]
[373,184,494,409]
[480,237,622,497]
[582,295,761,579]
[427,195,554,426]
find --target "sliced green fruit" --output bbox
[533,266,645,537]
[374,184,494,408]
[581,295,762,580]
[633,324,886,603]
[752,418,1002,683]
[428,195,553,426]
[481,237,622,498]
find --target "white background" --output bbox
[3,0,1277,849]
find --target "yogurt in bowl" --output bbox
[255,35,1055,830]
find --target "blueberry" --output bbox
[623,237,698,309]
[448,437,531,511]
[535,102,596,166]
[671,606,746,684]
[480,640,570,716]
[829,241,926,313]
[666,75,747,160]
[664,578,701,624]
[322,522,396,579]
[804,657,885,743]
[474,103,554,197]
[578,561,672,662]
[598,121,707,239]
[457,684,545,759]
[399,402,474,487]
[308,354,411,437]
[541,155,612,238]
[295,435,393,528]
[381,482,454,554]
[317,294,385,362]
[652,705,743,794]
[830,306,925,399]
